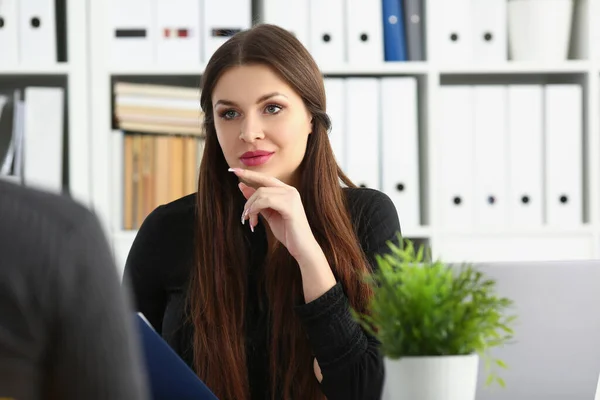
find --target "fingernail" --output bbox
[228,167,243,174]
[250,223,254,233]
[241,211,245,225]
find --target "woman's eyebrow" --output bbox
[214,92,288,107]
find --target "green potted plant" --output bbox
[353,235,517,400]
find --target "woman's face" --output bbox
[211,64,313,185]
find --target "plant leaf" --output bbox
[350,235,517,388]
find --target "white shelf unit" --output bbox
[108,62,431,77]
[0,0,91,205]
[106,61,596,77]
[86,0,600,273]
[0,64,72,75]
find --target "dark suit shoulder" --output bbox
[0,180,95,237]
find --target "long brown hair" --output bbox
[189,23,374,400]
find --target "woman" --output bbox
[124,23,401,400]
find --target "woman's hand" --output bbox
[314,358,323,383]
[230,167,320,263]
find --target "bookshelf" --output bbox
[82,0,600,274]
[0,64,73,75]
[105,60,598,77]
[108,62,432,77]
[0,0,90,205]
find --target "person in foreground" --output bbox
[124,23,401,400]
[0,179,149,399]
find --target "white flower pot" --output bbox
[382,354,479,400]
[507,0,574,61]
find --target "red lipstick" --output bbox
[239,150,274,167]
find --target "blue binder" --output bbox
[382,0,408,61]
[135,313,219,400]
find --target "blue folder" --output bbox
[135,313,219,400]
[382,0,408,61]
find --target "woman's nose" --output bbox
[239,115,265,142]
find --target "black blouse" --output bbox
[123,187,402,400]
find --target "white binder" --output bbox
[111,130,124,232]
[0,0,19,65]
[544,84,583,225]
[18,0,57,64]
[203,0,251,62]
[345,0,384,63]
[380,77,420,229]
[431,0,473,63]
[309,0,345,66]
[23,87,64,194]
[323,78,346,170]
[155,0,202,65]
[507,85,544,227]
[262,0,310,50]
[345,78,380,190]
[471,0,507,62]
[433,235,594,263]
[113,233,136,279]
[473,85,508,227]
[438,86,474,228]
[6,91,24,180]
[0,91,20,176]
[569,0,589,60]
[110,0,154,64]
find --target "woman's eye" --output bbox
[265,104,282,114]
[221,110,239,120]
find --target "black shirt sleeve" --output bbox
[295,188,402,400]
[123,205,170,334]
